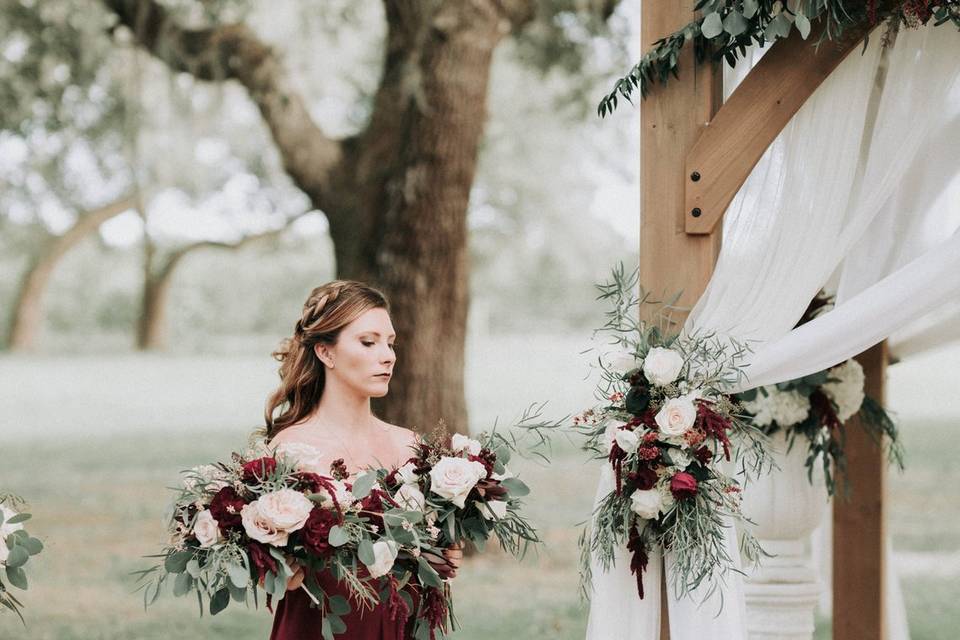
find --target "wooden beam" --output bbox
[833,341,888,640]
[684,24,870,235]
[641,3,722,326]
[640,2,722,635]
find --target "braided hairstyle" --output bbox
[264,280,389,440]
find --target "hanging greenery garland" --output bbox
[598,0,960,116]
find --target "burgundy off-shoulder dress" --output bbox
[270,571,417,640]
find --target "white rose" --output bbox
[614,428,640,454]
[274,441,326,475]
[630,489,663,520]
[823,359,866,422]
[395,483,426,511]
[604,350,641,375]
[642,347,685,386]
[655,395,698,438]
[429,457,487,508]
[241,500,289,546]
[475,499,509,521]
[451,434,482,456]
[397,462,419,485]
[241,488,313,545]
[193,509,222,548]
[364,540,398,579]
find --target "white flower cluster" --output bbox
[742,389,812,428]
[822,359,866,422]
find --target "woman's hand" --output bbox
[286,562,305,591]
[424,542,463,580]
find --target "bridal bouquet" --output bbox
[136,441,454,640]
[738,358,903,495]
[378,411,551,637]
[576,268,766,601]
[1,493,44,623]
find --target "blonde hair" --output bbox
[264,280,389,440]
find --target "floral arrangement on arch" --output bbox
[574,267,767,602]
[736,294,903,495]
[1,493,44,623]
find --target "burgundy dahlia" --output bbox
[209,486,246,532]
[301,506,342,557]
[241,456,277,483]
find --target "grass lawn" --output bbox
[1,336,958,638]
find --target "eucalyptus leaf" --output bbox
[742,0,759,18]
[329,594,351,616]
[227,563,249,589]
[328,525,349,547]
[351,472,377,500]
[4,545,29,569]
[321,617,334,640]
[164,550,192,574]
[173,571,193,597]
[329,615,347,634]
[5,566,27,590]
[6,513,30,525]
[22,537,43,555]
[228,581,247,603]
[501,477,530,497]
[416,557,443,588]
[701,12,724,39]
[209,588,230,615]
[795,12,812,39]
[723,10,748,36]
[358,539,375,566]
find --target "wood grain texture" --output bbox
[684,25,866,234]
[833,341,888,640]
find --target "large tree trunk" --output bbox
[6,196,135,351]
[342,4,507,432]
[137,260,177,350]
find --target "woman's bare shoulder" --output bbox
[378,420,421,447]
[268,423,326,448]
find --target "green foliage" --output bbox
[598,0,960,115]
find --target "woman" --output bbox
[265,280,461,640]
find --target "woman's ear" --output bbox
[313,343,334,369]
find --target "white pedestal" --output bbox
[741,432,829,640]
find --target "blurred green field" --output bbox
[1,335,958,639]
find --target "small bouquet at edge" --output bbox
[136,440,459,640]
[1,493,44,623]
[577,267,767,603]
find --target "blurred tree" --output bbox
[0,3,136,350]
[102,0,625,432]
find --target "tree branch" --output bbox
[103,0,346,215]
[157,211,308,281]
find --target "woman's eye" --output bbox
[361,341,374,347]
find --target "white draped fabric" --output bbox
[586,22,960,640]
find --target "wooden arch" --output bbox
[641,5,888,639]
